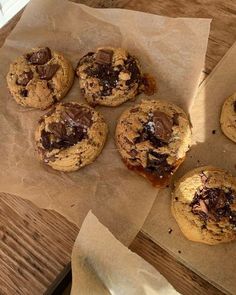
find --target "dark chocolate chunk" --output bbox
[48,122,66,138]
[47,82,54,91]
[16,70,33,86]
[61,104,93,129]
[36,64,59,80]
[152,111,173,143]
[212,130,216,135]
[134,123,166,148]
[20,89,28,97]
[41,129,51,150]
[27,47,52,65]
[52,95,58,104]
[146,150,173,179]
[234,101,236,112]
[129,149,138,158]
[95,49,113,65]
[168,228,173,234]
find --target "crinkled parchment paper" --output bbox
[71,211,180,295]
[0,0,210,244]
[143,42,236,294]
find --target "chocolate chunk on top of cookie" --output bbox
[35,102,108,172]
[7,47,74,109]
[115,99,191,187]
[76,47,157,107]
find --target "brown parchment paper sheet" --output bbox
[71,211,180,295]
[0,0,210,245]
[143,42,236,294]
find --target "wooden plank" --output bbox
[0,193,78,295]
[130,232,225,295]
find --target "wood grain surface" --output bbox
[0,1,236,295]
[0,193,78,295]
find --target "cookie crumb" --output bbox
[168,228,173,234]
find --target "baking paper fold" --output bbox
[0,0,210,244]
[143,42,236,294]
[71,211,180,295]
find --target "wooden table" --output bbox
[1,1,236,295]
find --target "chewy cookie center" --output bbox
[41,104,93,151]
[190,187,236,227]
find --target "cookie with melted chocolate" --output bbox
[35,102,108,171]
[7,47,74,109]
[115,99,191,187]
[172,166,236,245]
[76,47,156,107]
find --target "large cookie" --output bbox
[35,102,108,171]
[7,47,74,109]
[115,99,191,187]
[172,166,236,245]
[76,47,155,107]
[220,92,236,143]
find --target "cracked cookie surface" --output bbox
[220,92,236,143]
[76,47,155,107]
[35,102,108,171]
[172,166,236,245]
[115,99,191,187]
[7,47,74,109]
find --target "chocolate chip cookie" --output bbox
[172,166,236,245]
[7,47,74,109]
[76,47,156,107]
[220,92,236,143]
[35,102,108,171]
[115,99,191,187]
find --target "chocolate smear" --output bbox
[36,64,60,80]
[190,187,236,226]
[16,70,33,86]
[27,47,52,65]
[95,49,113,65]
[125,55,141,86]
[20,89,28,97]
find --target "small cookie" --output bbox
[76,47,146,107]
[7,47,74,109]
[220,92,236,143]
[35,102,108,171]
[115,99,191,187]
[172,166,236,245]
